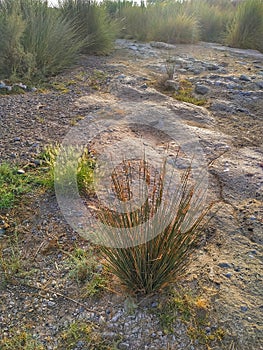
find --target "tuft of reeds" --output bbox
[96,157,211,294]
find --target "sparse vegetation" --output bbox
[64,247,107,297]
[157,287,225,347]
[56,320,116,350]
[174,79,206,106]
[0,162,46,210]
[0,327,45,350]
[0,232,23,286]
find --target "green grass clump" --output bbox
[120,3,200,44]
[226,0,263,52]
[41,143,95,193]
[0,163,37,209]
[97,158,211,294]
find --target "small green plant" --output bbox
[0,327,44,350]
[0,163,40,210]
[56,320,114,350]
[64,247,107,297]
[158,287,225,346]
[0,232,23,287]
[174,79,206,106]
[40,144,96,193]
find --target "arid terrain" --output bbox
[0,40,262,350]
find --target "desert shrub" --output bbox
[120,5,150,40]
[185,0,234,43]
[226,0,263,52]
[0,0,83,80]
[97,159,211,294]
[103,0,134,18]
[59,0,118,54]
[120,2,200,44]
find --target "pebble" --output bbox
[195,84,209,95]
[17,169,25,174]
[241,306,248,312]
[255,80,263,89]
[239,74,251,82]
[218,262,232,268]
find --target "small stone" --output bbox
[0,228,6,236]
[129,45,138,51]
[17,169,25,174]
[117,74,126,80]
[140,83,148,89]
[241,306,248,312]
[165,80,179,90]
[239,74,251,82]
[151,302,158,308]
[206,63,220,71]
[119,343,130,350]
[195,84,209,95]
[47,301,55,307]
[255,81,263,89]
[225,273,232,279]
[76,340,85,348]
[218,262,232,268]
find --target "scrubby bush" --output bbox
[226,0,263,52]
[59,0,118,54]
[0,0,117,81]
[185,0,234,43]
[0,0,83,80]
[120,2,200,44]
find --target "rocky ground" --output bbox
[0,40,262,350]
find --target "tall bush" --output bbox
[59,0,118,54]
[226,0,263,52]
[0,0,83,80]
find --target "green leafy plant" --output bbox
[96,158,211,294]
